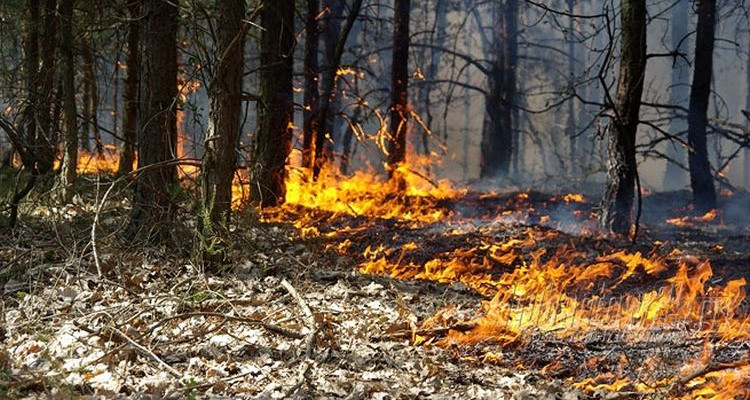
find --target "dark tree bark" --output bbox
[21,0,40,171]
[600,0,647,235]
[59,0,77,202]
[662,0,689,190]
[252,0,294,206]
[479,0,517,178]
[566,0,577,175]
[35,0,58,174]
[5,0,56,227]
[687,0,717,212]
[81,67,91,151]
[202,0,245,227]
[118,0,141,175]
[323,0,343,153]
[387,0,411,174]
[302,0,320,171]
[82,38,101,153]
[745,49,750,189]
[312,0,363,179]
[417,0,447,156]
[127,0,178,239]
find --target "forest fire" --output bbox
[2,0,750,398]
[256,156,750,397]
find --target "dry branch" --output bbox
[281,279,318,359]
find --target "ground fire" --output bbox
[1,0,750,398]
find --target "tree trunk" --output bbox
[21,0,40,170]
[202,0,245,227]
[127,0,178,240]
[566,0,577,176]
[600,0,646,235]
[118,0,141,175]
[418,0,447,157]
[479,0,517,178]
[58,0,77,202]
[302,0,320,171]
[81,70,91,151]
[35,0,58,175]
[662,0,689,191]
[252,0,294,207]
[387,0,411,174]
[687,0,717,212]
[339,71,361,175]
[312,0,363,179]
[82,38,101,153]
[322,0,343,156]
[745,49,750,189]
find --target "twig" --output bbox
[281,279,318,359]
[110,327,183,378]
[147,311,304,339]
[670,360,750,394]
[90,177,117,277]
[372,322,476,341]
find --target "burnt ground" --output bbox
[1,188,749,398]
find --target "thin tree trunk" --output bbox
[312,0,363,179]
[21,0,40,170]
[339,72,360,175]
[127,0,178,240]
[600,0,646,235]
[462,30,472,180]
[663,0,689,190]
[82,39,101,153]
[479,0,517,178]
[252,0,294,206]
[322,0,343,156]
[81,71,91,151]
[202,0,245,228]
[687,0,717,212]
[59,0,77,202]
[566,0,577,176]
[388,0,411,175]
[302,0,320,171]
[119,0,141,175]
[745,50,750,189]
[419,0,447,156]
[35,0,58,175]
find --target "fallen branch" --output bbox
[110,327,182,378]
[147,311,304,340]
[372,322,476,341]
[281,279,318,359]
[670,360,750,395]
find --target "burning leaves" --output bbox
[666,209,723,229]
[270,173,750,397]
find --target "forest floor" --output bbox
[1,181,749,399]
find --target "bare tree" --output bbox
[118,0,141,175]
[201,0,245,233]
[302,0,320,171]
[58,0,77,202]
[312,0,362,179]
[127,0,179,239]
[479,0,518,178]
[388,0,411,174]
[252,0,294,206]
[662,0,689,191]
[600,0,646,235]
[687,0,717,212]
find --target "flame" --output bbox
[260,154,750,397]
[666,209,722,228]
